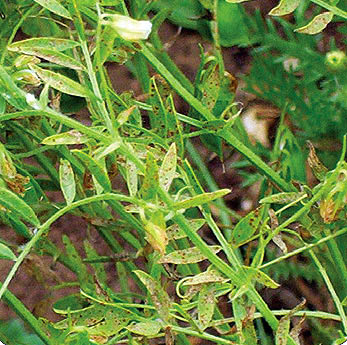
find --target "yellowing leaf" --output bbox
[198,285,215,331]
[158,245,222,264]
[159,143,177,191]
[295,12,334,34]
[126,321,161,336]
[59,159,76,205]
[269,0,300,16]
[167,218,205,240]
[42,130,89,145]
[183,268,228,286]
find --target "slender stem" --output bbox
[310,0,347,18]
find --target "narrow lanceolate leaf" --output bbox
[198,285,215,331]
[295,12,334,34]
[269,0,300,16]
[33,0,72,19]
[183,268,228,286]
[73,150,111,192]
[30,64,91,98]
[172,189,231,211]
[243,266,280,289]
[159,143,177,191]
[167,218,205,240]
[8,38,80,52]
[158,245,222,264]
[134,270,171,323]
[0,243,16,260]
[0,188,40,227]
[307,141,328,182]
[126,321,161,336]
[42,130,89,145]
[260,192,306,205]
[10,47,84,70]
[59,159,76,205]
[139,151,158,201]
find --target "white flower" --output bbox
[100,14,152,41]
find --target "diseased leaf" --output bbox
[183,268,228,286]
[269,0,300,16]
[73,150,111,192]
[33,0,72,19]
[167,218,205,240]
[30,64,91,98]
[198,285,215,331]
[158,245,222,264]
[144,211,168,255]
[243,266,280,289]
[260,192,307,205]
[295,12,334,34]
[0,188,40,227]
[134,270,171,323]
[0,243,16,260]
[159,143,177,191]
[59,159,76,205]
[10,47,84,70]
[8,38,80,52]
[307,141,328,182]
[139,151,158,201]
[172,189,231,211]
[42,130,89,145]
[126,321,161,336]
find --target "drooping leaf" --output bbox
[172,189,230,211]
[295,12,334,34]
[269,0,301,16]
[134,270,171,323]
[158,245,222,264]
[0,242,16,260]
[33,0,72,19]
[159,143,177,192]
[0,188,40,227]
[59,159,76,205]
[126,321,161,336]
[198,285,215,331]
[30,64,91,98]
[73,150,111,192]
[8,38,80,52]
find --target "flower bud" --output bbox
[100,14,152,41]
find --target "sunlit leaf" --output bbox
[0,188,40,227]
[0,242,16,260]
[59,159,76,205]
[73,150,111,192]
[198,285,215,331]
[159,143,177,191]
[260,192,307,205]
[42,130,89,145]
[158,245,222,264]
[182,268,228,286]
[295,12,334,34]
[243,266,280,289]
[126,321,161,336]
[139,151,159,200]
[8,38,80,52]
[33,0,72,19]
[269,0,300,16]
[30,64,91,98]
[172,189,231,211]
[167,218,205,240]
[144,211,168,255]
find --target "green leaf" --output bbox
[73,150,111,192]
[0,242,16,260]
[182,268,228,286]
[42,130,89,145]
[33,0,72,19]
[159,143,177,192]
[59,159,76,205]
[0,188,40,227]
[167,218,205,240]
[295,12,334,34]
[260,192,307,205]
[242,266,280,289]
[30,64,91,98]
[10,47,84,70]
[126,321,161,336]
[342,296,347,306]
[158,245,222,264]
[172,189,230,211]
[53,294,87,314]
[8,38,80,52]
[134,270,171,323]
[198,285,215,331]
[139,151,159,201]
[269,0,301,16]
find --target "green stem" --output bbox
[0,283,53,345]
[310,249,347,333]
[310,0,347,18]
